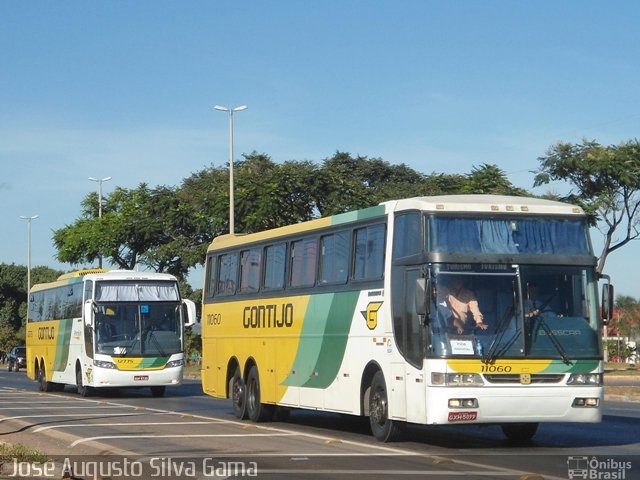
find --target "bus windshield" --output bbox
[94,280,182,357]
[427,265,601,361]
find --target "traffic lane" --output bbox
[0,388,571,480]
[1,373,638,479]
[605,375,640,386]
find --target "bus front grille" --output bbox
[483,374,565,384]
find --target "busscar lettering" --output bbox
[243,303,294,329]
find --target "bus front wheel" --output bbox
[246,365,273,422]
[151,386,166,397]
[76,368,91,397]
[369,371,404,442]
[501,422,539,443]
[230,367,248,419]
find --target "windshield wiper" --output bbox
[484,306,519,363]
[534,317,572,364]
[143,328,167,356]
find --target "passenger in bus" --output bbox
[439,277,488,334]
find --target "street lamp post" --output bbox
[213,104,247,235]
[88,176,112,268]
[19,215,38,321]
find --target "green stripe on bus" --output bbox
[53,318,73,371]
[543,359,600,373]
[331,205,385,225]
[138,357,169,368]
[283,291,360,388]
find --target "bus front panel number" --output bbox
[480,364,512,373]
[207,313,222,326]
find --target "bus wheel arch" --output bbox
[365,368,404,442]
[361,361,382,416]
[75,361,91,397]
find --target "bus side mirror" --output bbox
[601,282,614,325]
[183,299,197,327]
[415,278,431,318]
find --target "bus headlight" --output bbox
[93,359,116,369]
[567,373,602,386]
[431,373,484,386]
[165,359,184,369]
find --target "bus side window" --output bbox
[354,224,386,281]
[319,231,349,285]
[264,243,286,290]
[290,238,317,288]
[205,255,217,300]
[217,253,238,296]
[393,212,421,258]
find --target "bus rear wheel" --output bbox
[230,367,247,419]
[246,365,273,422]
[37,364,52,392]
[369,371,404,442]
[501,422,539,443]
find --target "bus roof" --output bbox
[383,195,585,216]
[30,269,178,293]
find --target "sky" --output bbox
[1,1,639,295]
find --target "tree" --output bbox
[315,152,429,216]
[534,139,640,274]
[462,164,530,196]
[51,152,533,281]
[0,263,62,345]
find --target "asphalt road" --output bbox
[1,369,638,480]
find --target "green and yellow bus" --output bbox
[201,195,612,441]
[27,269,195,397]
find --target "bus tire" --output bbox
[501,422,539,443]
[230,367,248,419]
[369,371,404,442]
[38,364,52,392]
[151,386,166,397]
[246,365,274,422]
[76,368,91,397]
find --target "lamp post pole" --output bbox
[213,104,247,235]
[19,215,38,321]
[88,176,112,268]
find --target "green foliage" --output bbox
[50,151,529,282]
[0,264,64,347]
[0,443,48,465]
[183,327,202,363]
[535,139,640,274]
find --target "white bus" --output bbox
[201,195,612,441]
[27,269,195,397]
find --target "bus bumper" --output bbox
[424,386,603,425]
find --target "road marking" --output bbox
[0,411,176,422]
[70,432,299,447]
[0,405,126,410]
[34,421,223,432]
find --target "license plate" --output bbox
[134,375,149,381]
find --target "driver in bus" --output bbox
[439,276,488,334]
[97,309,117,341]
